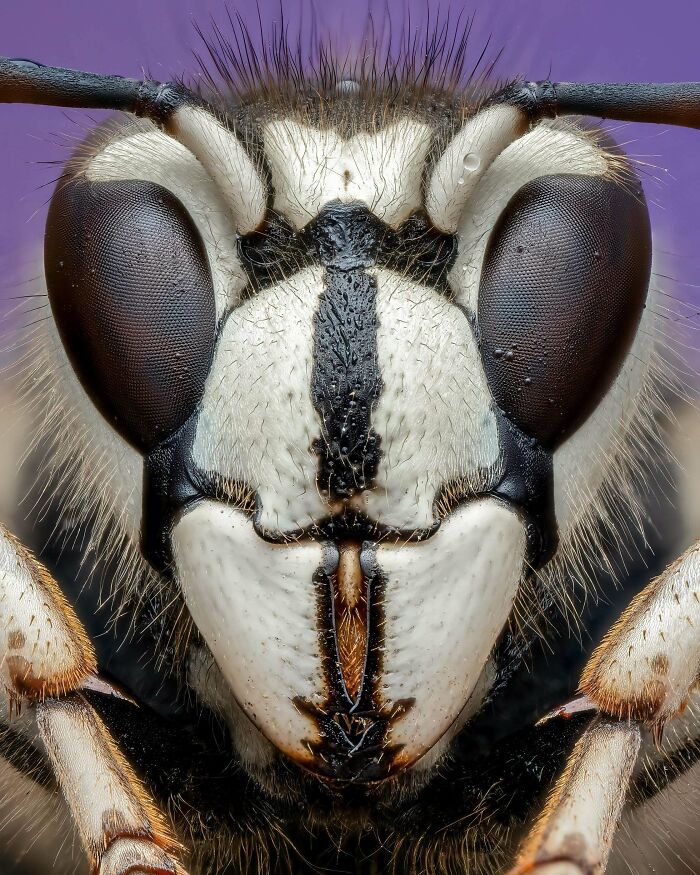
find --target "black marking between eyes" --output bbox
[308,204,384,498]
[239,203,457,499]
[139,204,457,570]
[238,207,458,295]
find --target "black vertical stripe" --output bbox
[308,203,384,499]
[237,201,457,500]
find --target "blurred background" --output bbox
[1,1,700,873]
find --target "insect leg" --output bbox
[507,720,640,875]
[36,694,188,875]
[0,523,96,700]
[579,541,700,738]
[1,525,189,873]
[617,686,700,808]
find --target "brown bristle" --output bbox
[333,541,368,701]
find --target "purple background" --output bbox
[2,0,700,318]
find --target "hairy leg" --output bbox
[506,541,700,875]
[507,720,640,875]
[0,524,189,875]
[580,541,700,738]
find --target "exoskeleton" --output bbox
[1,20,700,875]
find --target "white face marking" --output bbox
[409,657,497,776]
[192,266,500,535]
[377,499,525,766]
[172,497,525,774]
[262,119,433,228]
[188,646,276,772]
[87,128,247,316]
[33,102,660,785]
[191,266,328,532]
[172,502,325,762]
[169,105,267,234]
[440,119,656,547]
[354,269,499,529]
[426,104,526,232]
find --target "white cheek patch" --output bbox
[86,128,247,316]
[191,267,329,532]
[441,119,658,570]
[451,123,609,312]
[262,119,433,228]
[355,270,500,529]
[172,502,325,762]
[377,498,525,766]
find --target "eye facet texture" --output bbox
[477,173,651,448]
[45,178,217,452]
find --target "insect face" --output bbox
[37,83,653,785]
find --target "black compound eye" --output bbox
[477,173,651,449]
[45,178,217,452]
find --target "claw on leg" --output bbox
[37,695,187,875]
[507,721,640,875]
[579,542,700,733]
[0,524,96,699]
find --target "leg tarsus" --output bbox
[36,694,188,875]
[1,526,187,871]
[507,720,640,875]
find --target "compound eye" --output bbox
[477,173,651,449]
[45,178,217,452]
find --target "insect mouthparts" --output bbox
[333,541,369,703]
[290,537,415,783]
